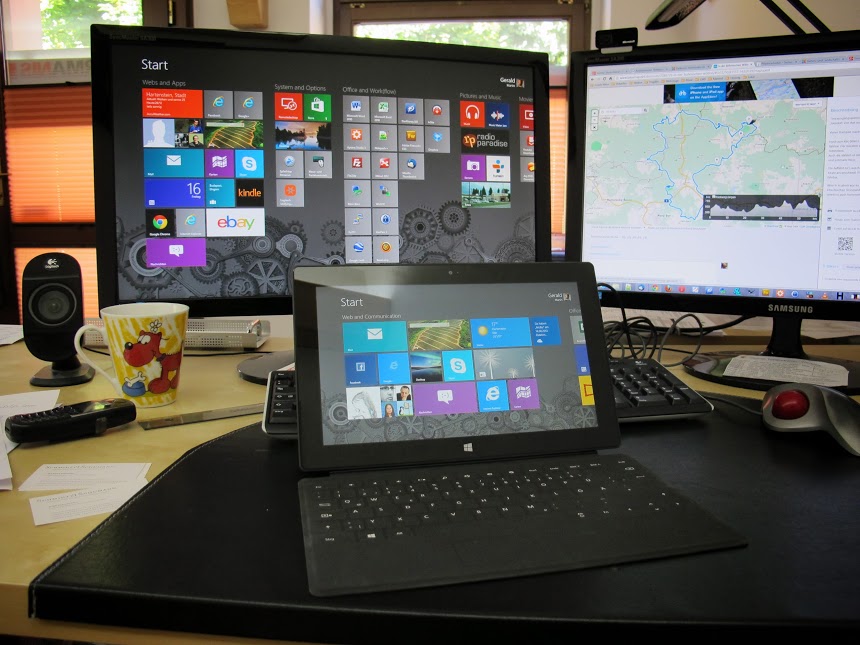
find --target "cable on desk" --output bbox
[598,283,640,358]
[677,314,753,336]
[656,313,705,367]
[706,394,763,417]
[600,284,710,365]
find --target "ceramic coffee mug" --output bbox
[74,303,189,408]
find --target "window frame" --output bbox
[334,0,590,257]
[0,0,193,323]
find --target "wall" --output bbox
[193,0,330,33]
[593,0,860,47]
[194,1,860,47]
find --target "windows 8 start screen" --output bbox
[314,283,598,446]
[111,45,540,303]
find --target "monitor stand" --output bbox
[237,350,296,385]
[682,317,860,395]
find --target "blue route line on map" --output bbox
[646,110,758,221]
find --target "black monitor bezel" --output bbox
[293,261,619,473]
[91,24,553,317]
[564,29,860,323]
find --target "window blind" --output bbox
[549,87,568,246]
[4,85,95,223]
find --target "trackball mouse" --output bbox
[761,382,860,457]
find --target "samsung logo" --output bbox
[768,304,813,314]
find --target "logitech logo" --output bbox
[44,257,60,270]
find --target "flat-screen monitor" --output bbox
[565,30,860,392]
[90,25,550,320]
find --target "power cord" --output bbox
[704,394,763,417]
[598,283,749,367]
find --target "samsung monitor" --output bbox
[565,30,860,392]
[90,24,551,378]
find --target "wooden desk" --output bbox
[1,338,857,643]
[0,340,302,645]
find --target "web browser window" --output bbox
[580,48,860,300]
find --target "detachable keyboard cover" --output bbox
[298,452,745,596]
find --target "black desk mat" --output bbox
[30,409,860,641]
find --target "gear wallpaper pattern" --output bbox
[320,372,593,446]
[117,206,536,300]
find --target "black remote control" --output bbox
[4,399,137,444]
[262,370,298,438]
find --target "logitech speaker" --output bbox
[22,252,95,386]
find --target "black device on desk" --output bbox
[610,356,713,421]
[262,369,298,437]
[5,399,136,443]
[290,261,744,596]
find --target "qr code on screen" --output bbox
[838,237,853,252]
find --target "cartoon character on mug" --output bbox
[122,319,182,395]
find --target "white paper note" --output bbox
[29,480,147,526]
[0,390,61,491]
[724,355,849,387]
[0,452,9,491]
[18,463,151,491]
[0,390,61,454]
[0,324,24,345]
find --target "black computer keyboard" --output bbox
[298,452,744,596]
[610,357,713,422]
[262,369,298,437]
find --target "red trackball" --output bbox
[772,390,811,420]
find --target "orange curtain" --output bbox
[4,85,95,223]
[549,88,568,254]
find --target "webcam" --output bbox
[595,28,638,54]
